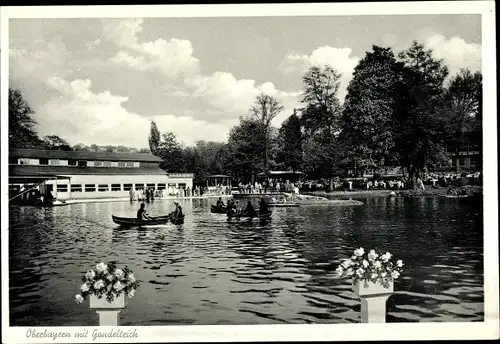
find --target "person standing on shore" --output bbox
[129,188,135,203]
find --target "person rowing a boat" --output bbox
[137,203,151,220]
[171,201,183,221]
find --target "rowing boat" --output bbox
[112,214,185,226]
[210,205,227,214]
[268,202,300,207]
[227,212,272,220]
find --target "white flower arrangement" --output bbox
[336,248,404,288]
[74,262,139,304]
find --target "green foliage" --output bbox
[42,135,73,151]
[276,111,303,172]
[222,117,266,183]
[249,93,284,172]
[341,46,401,174]
[393,41,450,185]
[148,121,161,155]
[9,88,44,149]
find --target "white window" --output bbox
[19,158,30,165]
[49,159,60,165]
[111,184,121,191]
[126,161,134,167]
[118,162,126,167]
[103,161,111,167]
[94,161,103,167]
[57,184,68,192]
[71,184,83,192]
[98,184,109,192]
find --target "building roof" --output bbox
[257,171,304,176]
[9,149,162,162]
[9,164,169,177]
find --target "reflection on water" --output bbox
[9,195,483,325]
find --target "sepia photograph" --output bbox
[1,2,498,343]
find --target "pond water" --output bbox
[9,195,483,326]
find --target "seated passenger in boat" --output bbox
[137,203,151,220]
[216,197,225,208]
[259,198,270,214]
[243,201,257,217]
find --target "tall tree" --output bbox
[299,65,344,186]
[222,117,266,183]
[8,88,43,149]
[249,93,284,173]
[341,46,402,176]
[443,69,482,172]
[148,121,161,155]
[276,110,303,172]
[394,41,449,187]
[300,65,342,137]
[157,132,184,172]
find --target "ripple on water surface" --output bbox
[9,196,483,325]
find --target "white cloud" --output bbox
[424,34,482,77]
[279,46,360,102]
[102,19,200,78]
[184,71,302,123]
[37,77,232,147]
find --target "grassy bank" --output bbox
[303,185,483,199]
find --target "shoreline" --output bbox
[303,186,483,198]
[60,194,233,205]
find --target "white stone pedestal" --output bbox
[90,294,127,326]
[354,280,393,323]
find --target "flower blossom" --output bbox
[374,261,382,269]
[368,250,378,261]
[85,270,96,280]
[356,268,364,277]
[341,259,352,269]
[362,260,369,268]
[106,273,114,281]
[381,252,392,262]
[93,280,105,290]
[380,272,387,278]
[391,271,400,279]
[128,273,136,283]
[96,262,108,273]
[335,266,344,277]
[75,294,84,303]
[113,281,124,291]
[370,273,378,280]
[128,289,136,298]
[346,268,354,277]
[354,248,365,257]
[396,260,404,268]
[80,283,89,292]
[114,269,124,279]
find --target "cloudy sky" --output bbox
[9,14,481,149]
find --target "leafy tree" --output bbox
[222,117,266,183]
[276,110,303,172]
[42,135,73,151]
[157,132,184,172]
[443,69,482,172]
[148,121,161,155]
[394,41,449,187]
[300,65,342,137]
[299,65,344,186]
[9,88,44,149]
[341,46,401,176]
[249,93,284,173]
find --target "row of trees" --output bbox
[149,41,482,188]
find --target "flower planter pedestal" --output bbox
[353,280,393,323]
[89,294,127,326]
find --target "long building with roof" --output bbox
[8,149,193,201]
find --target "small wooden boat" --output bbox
[210,205,227,214]
[268,202,300,207]
[438,194,470,198]
[112,214,185,226]
[227,211,272,220]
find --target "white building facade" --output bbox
[9,149,193,201]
